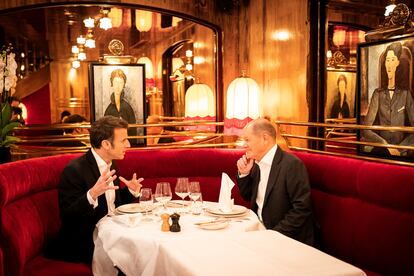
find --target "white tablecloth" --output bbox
[93,202,263,276]
[92,203,365,276]
[152,230,366,276]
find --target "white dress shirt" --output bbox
[256,145,278,221]
[87,148,116,215]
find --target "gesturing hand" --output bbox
[90,167,118,200]
[237,154,254,175]
[119,173,144,196]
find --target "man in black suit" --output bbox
[236,118,314,245]
[50,116,143,263]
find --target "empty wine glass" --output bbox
[154,182,172,209]
[140,188,153,221]
[189,181,201,212]
[175,177,189,203]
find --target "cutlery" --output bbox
[194,219,229,226]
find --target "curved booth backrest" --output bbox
[293,151,414,276]
[0,153,80,276]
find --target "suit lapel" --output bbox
[85,149,109,212]
[263,147,283,206]
[85,149,100,184]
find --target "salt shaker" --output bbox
[161,213,170,232]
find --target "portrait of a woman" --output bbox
[104,69,137,139]
[329,74,351,119]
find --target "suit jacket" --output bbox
[49,149,134,263]
[237,148,314,245]
[363,88,414,146]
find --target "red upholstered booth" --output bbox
[0,148,413,276]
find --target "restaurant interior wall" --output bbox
[0,0,310,148]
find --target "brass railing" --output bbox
[10,120,238,161]
[275,120,414,167]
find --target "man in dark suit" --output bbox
[236,118,314,245]
[49,116,143,264]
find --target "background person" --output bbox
[236,118,314,245]
[146,115,175,145]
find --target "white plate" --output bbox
[116,203,156,214]
[206,204,247,216]
[196,220,229,230]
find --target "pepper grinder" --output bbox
[161,213,170,232]
[169,213,181,232]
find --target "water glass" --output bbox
[189,181,202,213]
[154,182,172,209]
[140,187,153,221]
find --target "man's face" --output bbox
[113,77,125,96]
[242,126,267,161]
[385,50,400,80]
[106,128,130,160]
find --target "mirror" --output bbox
[0,5,219,129]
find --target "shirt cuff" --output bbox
[87,190,98,208]
[238,172,249,178]
[129,188,141,198]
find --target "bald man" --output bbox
[237,118,314,245]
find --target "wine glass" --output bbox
[189,181,201,212]
[154,182,172,209]
[140,188,153,221]
[175,177,189,204]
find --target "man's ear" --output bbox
[101,139,111,150]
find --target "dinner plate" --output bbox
[206,204,247,216]
[196,220,229,230]
[116,203,156,214]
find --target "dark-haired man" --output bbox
[50,116,143,263]
[236,118,314,245]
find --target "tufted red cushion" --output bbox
[293,151,414,276]
[117,148,248,206]
[0,154,80,276]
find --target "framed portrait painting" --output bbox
[357,34,414,161]
[89,63,146,146]
[325,69,356,120]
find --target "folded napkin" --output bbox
[111,213,142,227]
[218,173,235,212]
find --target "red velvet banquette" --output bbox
[0,148,413,276]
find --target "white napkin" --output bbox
[218,173,235,212]
[111,213,142,227]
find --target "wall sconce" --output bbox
[83,17,95,28]
[77,35,86,45]
[185,82,216,131]
[84,30,96,48]
[71,45,79,54]
[72,60,80,69]
[224,72,261,136]
[135,10,152,32]
[99,8,112,30]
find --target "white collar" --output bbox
[257,144,278,167]
[91,148,111,171]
